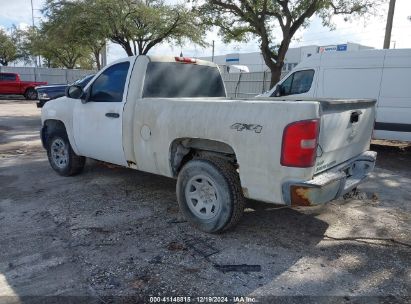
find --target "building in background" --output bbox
[201,42,373,73]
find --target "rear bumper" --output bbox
[282,151,377,206]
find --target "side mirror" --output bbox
[273,84,283,97]
[66,85,85,100]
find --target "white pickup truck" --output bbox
[41,55,377,233]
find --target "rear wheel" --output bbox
[176,156,245,233]
[47,132,85,176]
[24,88,37,100]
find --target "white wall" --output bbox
[205,43,373,73]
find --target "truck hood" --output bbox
[35,84,67,90]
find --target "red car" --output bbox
[0,72,47,100]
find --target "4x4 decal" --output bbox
[230,123,263,134]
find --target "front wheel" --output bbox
[176,157,245,233]
[24,88,37,100]
[47,132,85,176]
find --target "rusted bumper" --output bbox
[282,151,377,206]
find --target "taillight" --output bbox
[281,119,319,168]
[175,57,196,64]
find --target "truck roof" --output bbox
[297,48,411,69]
[110,55,219,69]
[147,55,219,68]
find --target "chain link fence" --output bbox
[222,71,288,98]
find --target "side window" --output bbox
[1,74,16,81]
[290,70,314,94]
[89,62,130,102]
[273,69,314,96]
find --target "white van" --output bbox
[261,49,411,142]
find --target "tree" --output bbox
[0,29,19,66]
[198,0,379,88]
[40,0,207,65]
[42,0,107,69]
[29,23,90,69]
[90,0,208,56]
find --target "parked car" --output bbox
[259,49,411,142]
[35,74,95,108]
[0,72,47,100]
[40,55,377,233]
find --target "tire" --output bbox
[176,156,245,233]
[46,131,85,176]
[24,88,38,100]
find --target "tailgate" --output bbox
[315,99,376,174]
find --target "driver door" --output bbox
[73,61,131,166]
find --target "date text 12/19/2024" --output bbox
[149,296,257,303]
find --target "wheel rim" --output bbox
[51,138,69,169]
[184,174,221,220]
[27,90,36,100]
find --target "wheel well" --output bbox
[42,120,67,148]
[24,87,35,94]
[169,138,237,177]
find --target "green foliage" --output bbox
[88,0,208,56]
[197,0,381,87]
[0,29,19,66]
[17,0,207,68]
[33,0,103,69]
[42,0,107,69]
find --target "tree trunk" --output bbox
[122,42,134,56]
[268,39,290,88]
[270,65,282,88]
[259,41,284,89]
[260,54,283,89]
[94,51,101,70]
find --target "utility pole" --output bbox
[383,0,396,49]
[30,0,38,68]
[30,0,35,29]
[212,40,215,62]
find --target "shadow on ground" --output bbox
[371,143,411,178]
[0,157,409,302]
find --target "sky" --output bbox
[1,0,410,65]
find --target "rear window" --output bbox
[143,62,225,98]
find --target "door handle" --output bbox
[105,113,119,118]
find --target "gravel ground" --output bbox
[0,100,410,303]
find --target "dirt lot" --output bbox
[0,100,410,303]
